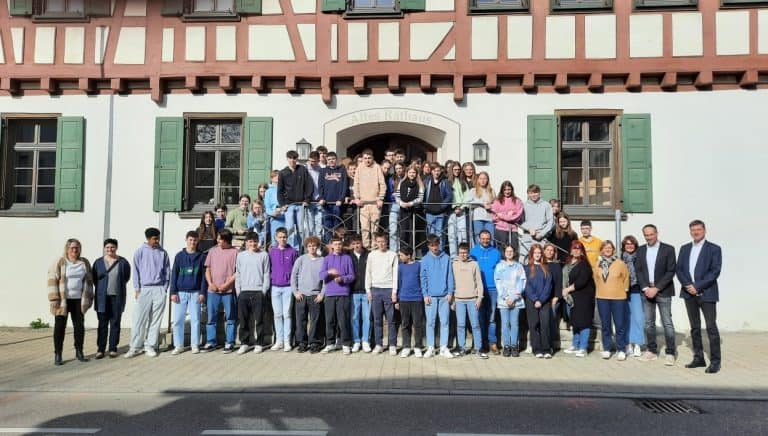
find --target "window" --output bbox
[550,0,613,11]
[634,0,698,9]
[560,117,616,212]
[347,0,400,15]
[722,0,768,5]
[161,0,261,19]
[470,0,529,12]
[193,0,235,12]
[321,0,424,15]
[4,119,57,209]
[8,0,112,20]
[187,119,242,210]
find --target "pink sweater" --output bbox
[491,197,524,232]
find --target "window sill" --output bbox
[182,12,241,22]
[344,9,403,19]
[0,208,58,218]
[178,210,207,219]
[562,206,626,222]
[469,7,530,14]
[32,14,89,23]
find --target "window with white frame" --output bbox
[192,0,235,12]
[348,0,400,14]
[187,119,242,209]
[559,117,617,211]
[471,0,529,11]
[4,119,57,209]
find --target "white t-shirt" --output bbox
[65,260,86,299]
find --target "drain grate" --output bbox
[635,399,702,414]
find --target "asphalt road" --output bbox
[0,392,766,436]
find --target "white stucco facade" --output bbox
[0,89,763,331]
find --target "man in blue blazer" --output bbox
[676,219,722,374]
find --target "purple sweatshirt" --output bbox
[269,245,299,287]
[320,253,355,297]
[133,243,170,289]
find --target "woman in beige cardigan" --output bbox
[593,240,630,362]
[48,238,94,366]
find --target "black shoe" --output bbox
[309,344,321,354]
[705,363,721,374]
[54,353,63,366]
[510,347,520,358]
[75,350,89,362]
[297,344,309,353]
[502,346,512,357]
[685,358,707,369]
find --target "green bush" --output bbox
[29,318,50,329]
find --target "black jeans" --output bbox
[96,295,122,353]
[325,295,351,346]
[525,298,552,354]
[399,301,425,349]
[54,298,84,354]
[238,291,266,346]
[295,294,324,347]
[371,288,397,347]
[684,298,721,364]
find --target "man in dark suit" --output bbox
[634,224,678,365]
[677,219,722,374]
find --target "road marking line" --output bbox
[0,429,100,434]
[201,431,327,436]
[436,434,560,436]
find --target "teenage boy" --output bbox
[226,194,251,248]
[453,243,487,359]
[203,229,238,353]
[470,230,502,354]
[320,237,356,354]
[291,236,325,353]
[420,234,455,358]
[423,163,453,252]
[318,152,349,244]
[579,220,603,267]
[365,232,399,355]
[349,234,371,352]
[519,184,553,259]
[235,232,270,355]
[396,246,424,358]
[170,231,207,355]
[269,227,299,352]
[126,228,170,358]
[306,151,324,240]
[278,150,314,248]
[214,204,227,231]
[316,145,328,167]
[353,149,386,249]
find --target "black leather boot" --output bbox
[75,349,89,362]
[54,353,63,366]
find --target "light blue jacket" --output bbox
[419,251,454,298]
[494,261,526,309]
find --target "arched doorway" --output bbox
[346,134,437,163]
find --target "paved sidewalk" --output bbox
[1,327,766,400]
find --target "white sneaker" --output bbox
[424,347,435,358]
[145,348,158,357]
[389,346,397,356]
[253,345,264,354]
[664,354,676,366]
[563,346,577,354]
[414,348,423,358]
[633,344,642,358]
[321,345,334,353]
[363,342,372,353]
[222,344,234,354]
[191,347,200,354]
[342,346,351,355]
[372,345,383,354]
[440,347,454,359]
[352,342,361,353]
[124,349,140,358]
[617,351,627,361]
[270,342,283,351]
[575,349,587,358]
[171,347,183,355]
[535,353,544,359]
[283,344,293,352]
[400,348,411,358]
[601,351,611,360]
[237,345,250,355]
[524,345,533,354]
[544,353,552,359]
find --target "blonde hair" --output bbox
[63,238,82,259]
[473,171,495,199]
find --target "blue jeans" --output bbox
[643,295,676,355]
[447,211,468,258]
[271,285,293,344]
[597,298,629,352]
[572,327,590,350]
[268,216,286,246]
[322,204,343,244]
[388,203,400,252]
[472,220,495,245]
[307,203,323,237]
[499,306,521,348]
[425,213,445,249]
[425,295,450,348]
[284,204,305,248]
[455,300,481,351]
[628,292,645,346]
[206,292,236,346]
[479,289,498,349]
[351,293,371,344]
[172,291,201,348]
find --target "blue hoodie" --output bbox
[318,165,349,203]
[470,244,501,292]
[170,249,208,295]
[419,251,454,297]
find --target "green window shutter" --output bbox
[54,117,85,211]
[321,0,346,12]
[401,0,426,11]
[621,114,653,213]
[85,0,112,16]
[237,0,262,14]
[162,0,185,16]
[0,115,5,209]
[242,117,273,201]
[10,0,33,16]
[153,117,184,212]
[527,115,558,201]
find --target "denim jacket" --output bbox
[494,261,526,309]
